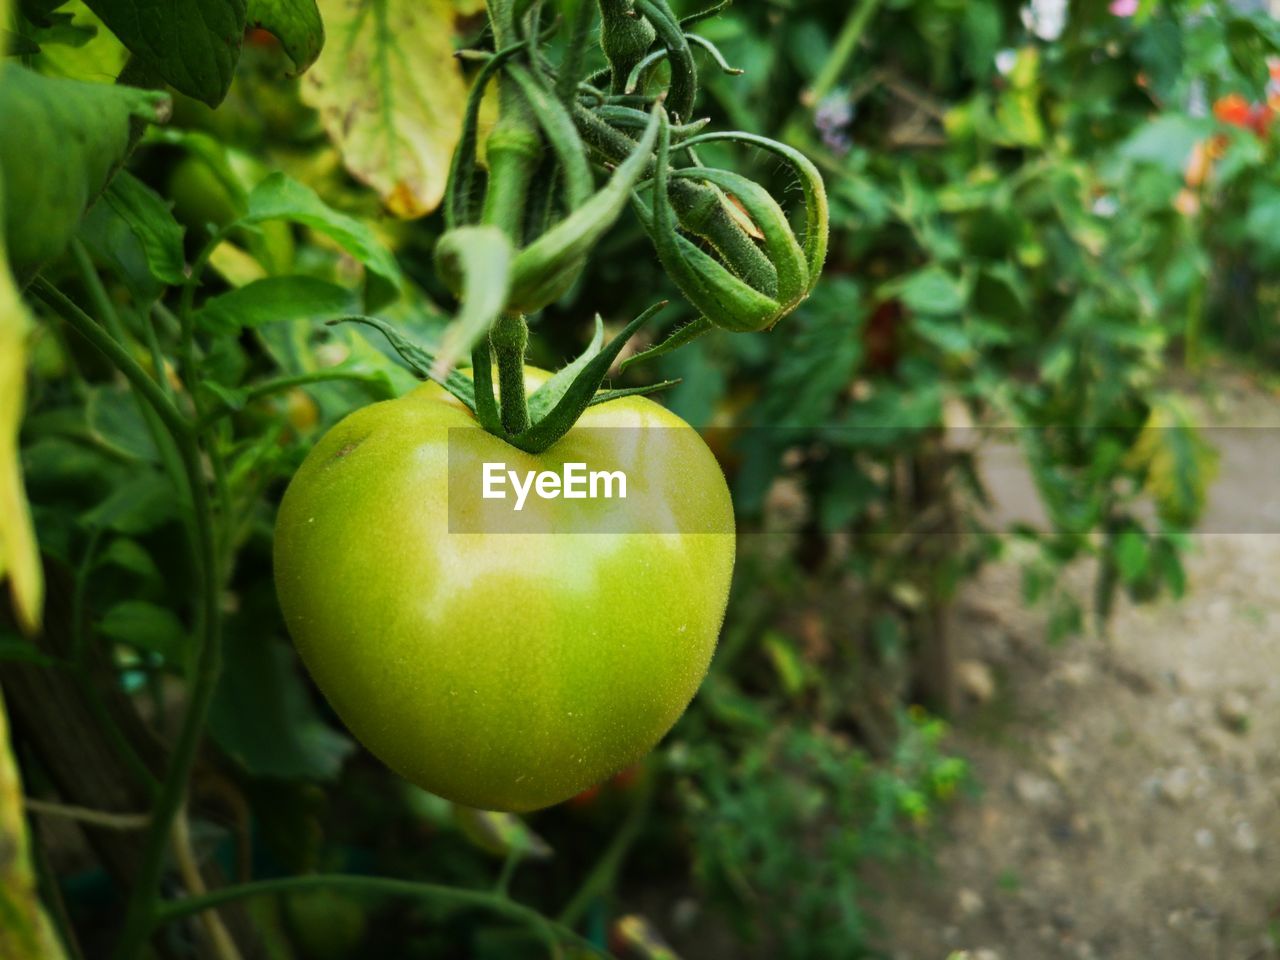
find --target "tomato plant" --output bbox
[2,0,1274,956]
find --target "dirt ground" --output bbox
[874,370,1280,960]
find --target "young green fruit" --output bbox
[274,370,734,812]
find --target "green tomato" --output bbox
[283,889,367,960]
[273,371,735,812]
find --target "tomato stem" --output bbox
[31,278,227,960]
[483,1,543,239]
[492,313,531,436]
[150,873,608,957]
[806,0,884,106]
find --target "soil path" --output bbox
[876,371,1280,960]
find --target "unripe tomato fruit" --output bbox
[274,370,734,811]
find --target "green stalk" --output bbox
[491,313,531,435]
[196,369,386,430]
[479,1,540,437]
[153,874,607,957]
[555,0,598,102]
[557,772,654,927]
[70,240,192,538]
[28,279,227,960]
[481,126,543,238]
[483,1,543,238]
[30,281,189,440]
[808,0,884,105]
[177,231,236,574]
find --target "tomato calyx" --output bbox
[328,301,678,454]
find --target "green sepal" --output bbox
[619,315,712,371]
[679,0,731,28]
[671,165,808,309]
[638,202,778,331]
[508,102,661,312]
[432,225,515,377]
[633,0,696,120]
[326,316,478,413]
[509,301,668,453]
[446,43,528,230]
[626,34,741,93]
[676,131,829,283]
[588,379,681,406]
[526,315,606,421]
[592,105,710,138]
[624,49,668,94]
[471,339,502,434]
[505,61,593,211]
[642,111,779,332]
[686,33,744,76]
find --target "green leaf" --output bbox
[893,266,967,316]
[243,174,405,293]
[78,198,166,304]
[200,380,248,414]
[913,316,974,360]
[86,387,160,462]
[0,63,170,278]
[1244,185,1280,265]
[1119,115,1214,175]
[762,631,808,697]
[81,473,178,534]
[299,0,466,218]
[83,0,245,106]
[1225,16,1280,94]
[99,600,188,666]
[247,0,324,74]
[1114,529,1149,585]
[209,634,354,780]
[612,915,681,960]
[102,170,186,287]
[196,276,360,333]
[96,537,161,580]
[26,0,129,81]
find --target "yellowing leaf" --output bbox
[301,0,467,219]
[0,196,43,636]
[208,240,270,287]
[453,805,553,860]
[612,915,681,960]
[1,690,66,959]
[1126,397,1218,529]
